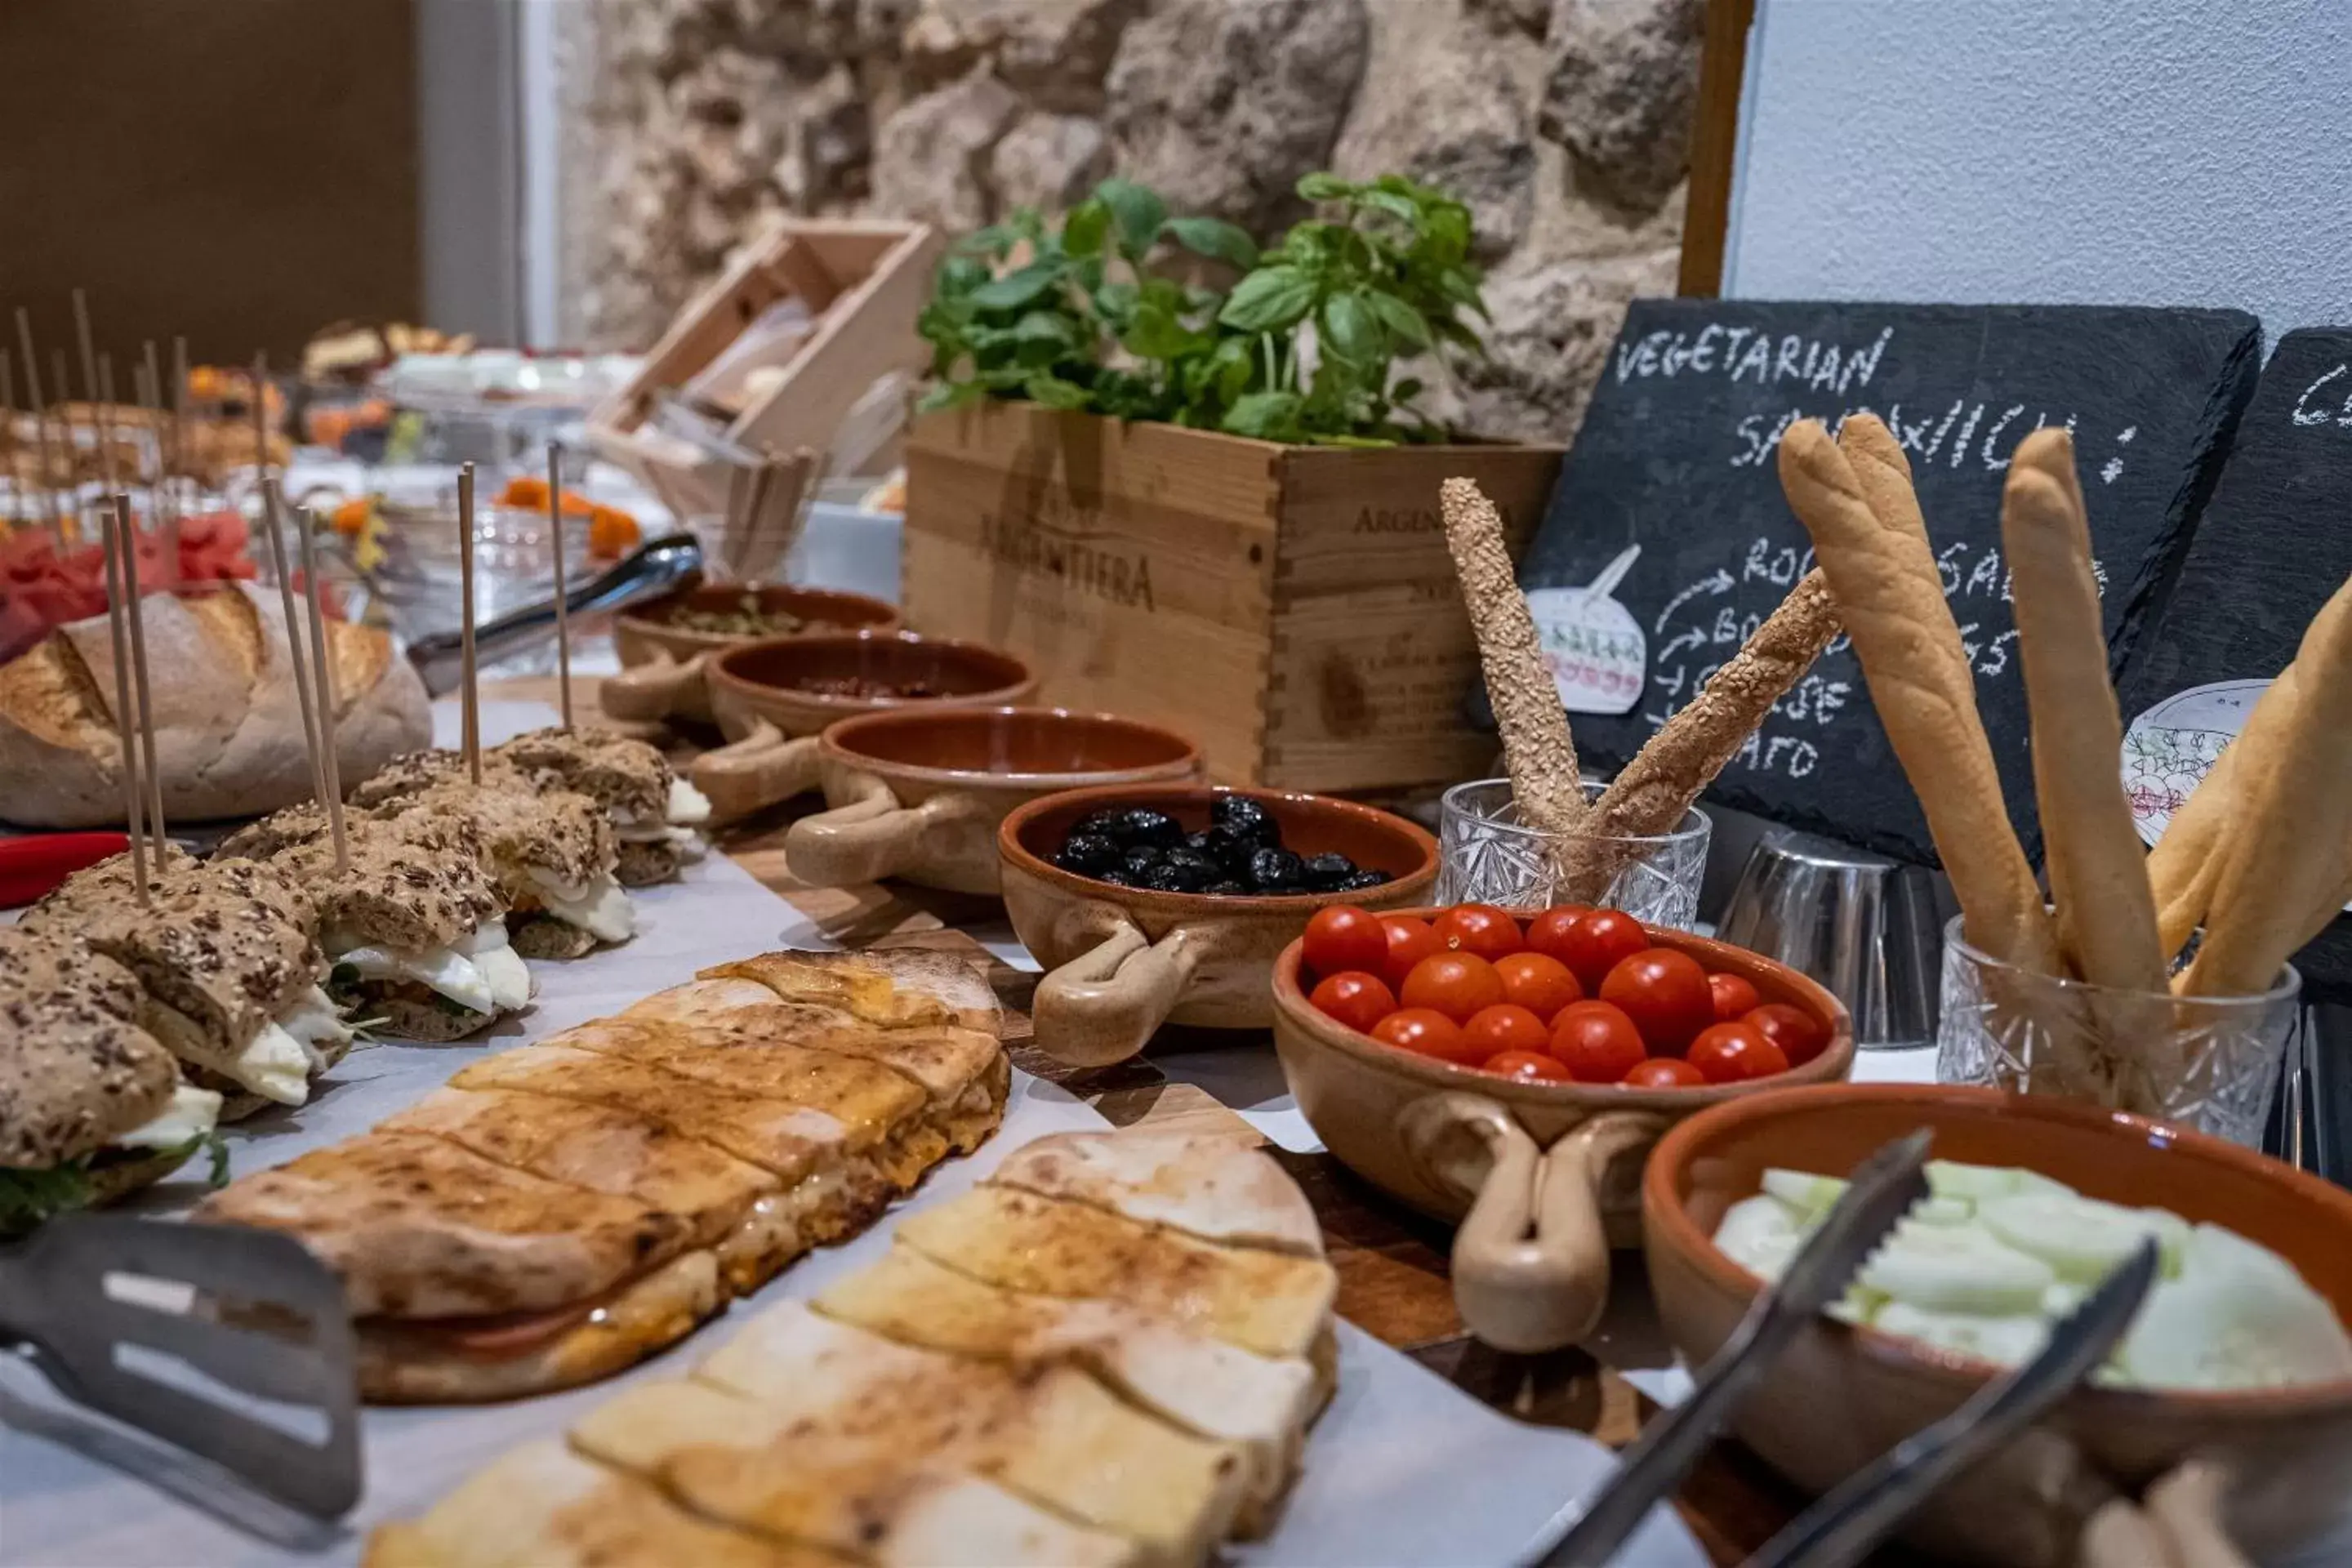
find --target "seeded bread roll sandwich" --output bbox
[21,853,353,1119]
[361,777,631,959]
[0,926,225,1232]
[218,804,523,1041]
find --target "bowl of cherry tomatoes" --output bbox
[1270,901,1853,1352]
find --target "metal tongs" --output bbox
[1524,1130,2163,1568]
[0,1214,361,1519]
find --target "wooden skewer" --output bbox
[546,441,572,728]
[140,342,171,550]
[95,354,120,490]
[250,351,271,497]
[0,352,15,528]
[99,501,150,906]
[51,351,73,536]
[171,336,189,521]
[115,491,166,847]
[14,312,59,531]
[259,475,330,817]
[72,287,100,407]
[457,461,481,782]
[295,504,350,872]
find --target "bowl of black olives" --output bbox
[1000,785,1439,1067]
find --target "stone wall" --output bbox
[577,0,1701,444]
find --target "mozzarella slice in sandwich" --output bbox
[525,870,636,944]
[363,1439,822,1568]
[330,919,529,1017]
[110,1085,225,1152]
[896,1186,1338,1361]
[991,1132,1326,1258]
[817,1243,1318,1523]
[614,778,711,856]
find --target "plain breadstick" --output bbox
[1439,477,1586,834]
[2183,573,2352,996]
[1777,417,2056,971]
[2149,738,2240,961]
[1589,569,1841,839]
[2002,430,2166,991]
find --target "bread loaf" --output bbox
[0,581,430,826]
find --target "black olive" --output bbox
[1203,880,1246,895]
[1210,795,1280,846]
[1097,869,1138,887]
[1070,808,1127,842]
[1183,829,1221,858]
[1246,846,1306,891]
[1340,867,1392,890]
[1121,846,1165,876]
[1112,808,1184,849]
[1153,851,1218,892]
[1139,862,1199,893]
[1054,832,1121,877]
[1301,852,1359,891]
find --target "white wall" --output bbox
[1723,0,2352,337]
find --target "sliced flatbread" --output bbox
[990,1131,1325,1258]
[896,1187,1337,1362]
[699,950,1002,1036]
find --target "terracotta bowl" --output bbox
[602,580,900,726]
[1643,1084,2352,1567]
[1001,785,1439,1070]
[783,706,1200,896]
[688,631,1036,822]
[1270,915,1854,1353]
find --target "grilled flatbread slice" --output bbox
[991,1132,1325,1258]
[363,1438,826,1568]
[578,1303,1245,1562]
[698,950,1001,1035]
[620,982,1003,1107]
[193,1130,693,1317]
[817,1244,1317,1531]
[897,1187,1337,1362]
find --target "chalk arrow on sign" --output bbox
[1654,568,1735,632]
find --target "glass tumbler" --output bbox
[1934,915,2302,1147]
[1435,778,1712,927]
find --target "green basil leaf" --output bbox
[1390,376,1424,403]
[1091,280,1138,323]
[1320,292,1383,363]
[1223,390,1304,441]
[1296,172,1354,202]
[937,255,991,297]
[917,381,981,413]
[1367,293,1432,350]
[1094,177,1167,256]
[1218,265,1317,332]
[1062,198,1111,260]
[1024,373,1092,411]
[1121,303,1207,363]
[1356,188,1421,225]
[968,259,1065,312]
[1160,216,1258,271]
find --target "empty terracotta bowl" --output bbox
[602,580,899,726]
[1001,785,1439,1070]
[688,631,1036,822]
[1271,915,1853,1353]
[783,706,1200,895]
[1643,1084,2352,1567]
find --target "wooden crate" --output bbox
[902,403,1562,792]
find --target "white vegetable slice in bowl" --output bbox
[2118,1270,2352,1392]
[1874,1302,2051,1368]
[1857,1217,2056,1315]
[1977,1192,2189,1284]
[1761,1168,1847,1219]
[1924,1159,2076,1205]
[1715,1194,1807,1283]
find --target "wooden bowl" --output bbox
[1642,1084,2352,1566]
[601,580,900,726]
[1001,785,1439,1069]
[688,632,1036,822]
[782,706,1200,896]
[1270,915,1854,1352]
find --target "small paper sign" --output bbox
[1527,545,1645,715]
[2122,678,2270,844]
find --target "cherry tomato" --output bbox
[1302,905,1388,982]
[1707,971,1762,1021]
[1548,999,1649,1084]
[1624,1057,1708,1089]
[1483,1049,1573,1084]
[1432,904,1524,961]
[1399,952,1507,1024]
[1551,908,1650,991]
[1492,951,1583,1022]
[1460,1003,1552,1060]
[1379,915,1446,991]
[1686,1021,1791,1085]
[1308,970,1398,1036]
[1600,948,1716,1054]
[1744,1002,1829,1067]
[1523,904,1596,967]
[1370,1007,1467,1063]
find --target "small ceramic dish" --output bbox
[600,580,899,726]
[1000,785,1439,1070]
[783,706,1200,896]
[1643,1084,2352,1567]
[688,631,1036,822]
[1269,915,1853,1352]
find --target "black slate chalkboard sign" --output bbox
[2121,327,2352,997]
[1508,299,2259,866]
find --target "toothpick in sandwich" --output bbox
[296,507,352,874]
[546,441,572,729]
[2000,429,2165,993]
[458,462,482,783]
[1437,477,1585,837]
[99,503,150,905]
[114,493,166,848]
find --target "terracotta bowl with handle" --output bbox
[1643,1084,2352,1567]
[601,580,899,727]
[1270,915,1854,1354]
[688,631,1036,822]
[783,706,1200,896]
[1001,784,1439,1071]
